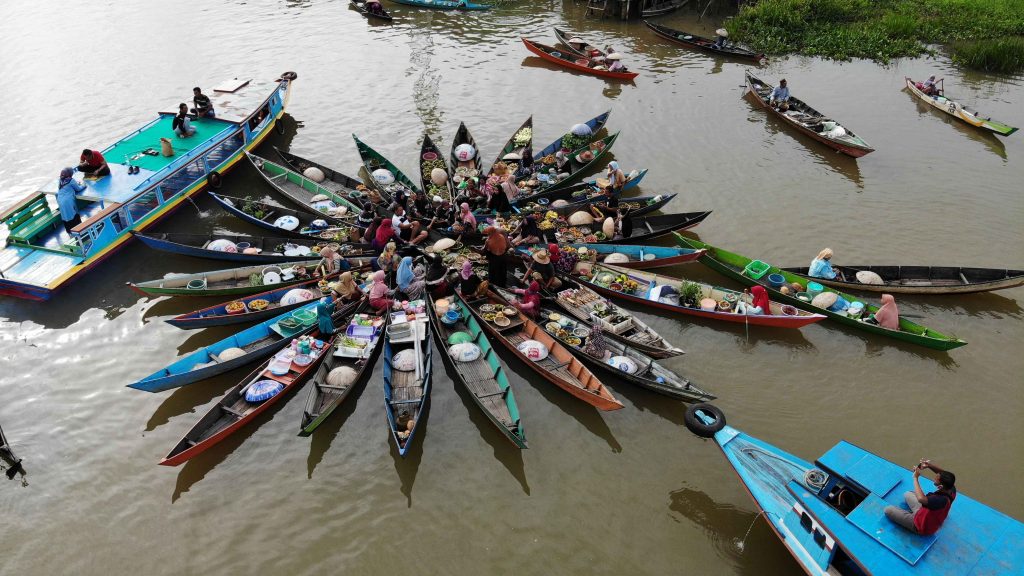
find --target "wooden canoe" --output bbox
[579,262,828,329]
[131,301,358,393]
[510,168,647,208]
[246,151,363,222]
[128,259,325,297]
[350,0,394,21]
[419,133,454,204]
[522,192,674,220]
[517,243,704,270]
[458,290,623,411]
[552,278,685,358]
[450,121,483,173]
[553,28,608,60]
[781,264,1024,295]
[641,0,689,17]
[160,328,340,466]
[273,147,371,203]
[545,211,712,245]
[384,313,434,457]
[429,295,527,448]
[746,71,874,158]
[673,234,967,350]
[392,0,490,9]
[522,38,639,81]
[644,21,765,63]
[517,133,620,197]
[131,231,373,264]
[532,109,611,162]
[904,77,1017,137]
[487,115,533,177]
[299,302,387,435]
[209,193,356,239]
[352,133,421,199]
[526,295,712,402]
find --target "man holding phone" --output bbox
[884,459,957,536]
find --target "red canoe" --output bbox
[521,37,638,81]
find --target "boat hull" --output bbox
[905,77,1018,136]
[781,265,1024,295]
[521,38,639,80]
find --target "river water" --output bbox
[1,1,1022,574]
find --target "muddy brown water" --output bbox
[1,2,1022,574]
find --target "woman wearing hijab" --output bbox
[368,270,394,312]
[395,256,418,298]
[606,161,626,193]
[809,248,838,280]
[318,245,350,275]
[872,294,900,329]
[550,243,577,276]
[56,167,86,231]
[453,260,487,298]
[316,296,336,334]
[377,242,399,275]
[373,218,394,251]
[483,226,509,288]
[735,285,770,315]
[331,271,362,303]
[488,178,513,213]
[459,203,477,231]
[512,281,542,318]
[510,213,541,247]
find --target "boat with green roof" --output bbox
[0,72,297,301]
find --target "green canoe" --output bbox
[352,133,422,199]
[672,234,967,351]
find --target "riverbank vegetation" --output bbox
[727,0,1024,72]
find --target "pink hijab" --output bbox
[369,270,389,299]
[874,294,899,329]
[461,260,474,280]
[460,203,477,229]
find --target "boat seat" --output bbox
[477,388,509,400]
[2,194,61,244]
[221,405,245,418]
[389,398,421,406]
[318,383,349,391]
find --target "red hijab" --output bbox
[374,218,394,246]
[751,285,771,313]
[521,280,542,308]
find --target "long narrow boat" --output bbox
[524,294,711,402]
[458,290,623,410]
[274,147,370,202]
[746,71,874,158]
[552,279,684,358]
[450,122,483,173]
[510,168,647,208]
[429,295,527,448]
[532,109,611,162]
[553,28,608,60]
[519,133,620,197]
[0,73,296,301]
[419,133,454,204]
[684,403,1024,576]
[131,231,372,264]
[350,0,394,21]
[208,193,356,239]
[516,243,704,270]
[487,116,533,177]
[523,191,674,219]
[129,301,357,392]
[128,259,325,297]
[905,77,1017,137]
[246,151,363,221]
[673,234,967,350]
[641,0,689,17]
[0,424,25,480]
[165,269,366,329]
[546,212,712,245]
[522,38,639,81]
[578,262,827,328]
[644,21,765,63]
[160,327,341,466]
[299,303,387,435]
[384,310,434,457]
[352,133,420,199]
[781,264,1024,295]
[392,0,491,10]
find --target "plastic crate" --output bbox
[743,260,772,280]
[591,312,631,335]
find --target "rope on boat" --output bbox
[804,469,828,490]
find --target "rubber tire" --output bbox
[684,403,726,438]
[280,71,298,81]
[207,171,223,190]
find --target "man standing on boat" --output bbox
[770,79,791,111]
[884,459,957,536]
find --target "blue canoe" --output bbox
[392,0,491,9]
[515,243,705,269]
[383,315,434,457]
[165,277,335,330]
[532,109,611,161]
[686,404,1024,576]
[129,301,355,392]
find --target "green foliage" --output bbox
[730,0,1024,70]
[952,37,1024,72]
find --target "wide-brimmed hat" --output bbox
[568,37,584,44]
[532,249,551,264]
[811,291,838,309]
[606,53,623,60]
[716,28,728,37]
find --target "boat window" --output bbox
[248,103,272,132]
[110,210,125,233]
[125,190,160,224]
[78,224,101,254]
[160,158,207,198]
[205,131,244,171]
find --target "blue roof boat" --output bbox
[685,404,1024,576]
[0,73,297,301]
[128,301,324,393]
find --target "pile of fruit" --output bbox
[248,299,270,311]
[513,127,532,147]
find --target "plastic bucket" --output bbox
[766,273,786,288]
[187,279,207,290]
[807,282,824,297]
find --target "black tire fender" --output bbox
[280,71,298,81]
[684,403,726,438]
[207,171,223,190]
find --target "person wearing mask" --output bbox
[884,460,957,536]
